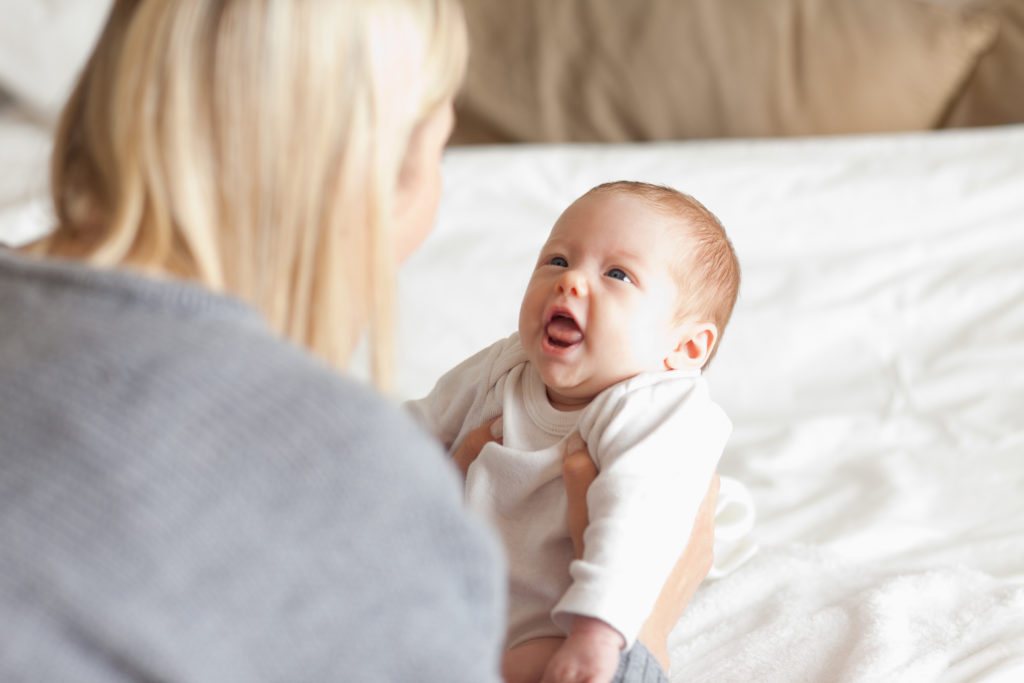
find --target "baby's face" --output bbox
[518,191,689,410]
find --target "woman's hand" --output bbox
[561,449,720,675]
[451,417,502,478]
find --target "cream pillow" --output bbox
[938,0,1024,128]
[0,1,112,122]
[453,0,998,143]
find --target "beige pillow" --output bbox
[938,0,1024,128]
[453,0,998,143]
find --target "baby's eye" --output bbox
[605,268,632,283]
[548,256,569,267]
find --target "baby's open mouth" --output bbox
[545,314,583,348]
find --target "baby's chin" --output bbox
[532,366,588,405]
[544,386,596,411]
[540,373,615,410]
[528,348,648,406]
[543,367,653,403]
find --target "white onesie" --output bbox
[407,333,755,649]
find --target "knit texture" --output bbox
[0,250,506,682]
[617,643,669,683]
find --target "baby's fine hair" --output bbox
[584,181,740,366]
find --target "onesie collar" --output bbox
[522,364,582,437]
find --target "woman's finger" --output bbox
[562,448,598,559]
[638,472,720,673]
[452,416,502,478]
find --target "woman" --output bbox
[0,1,715,680]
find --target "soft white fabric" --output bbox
[4,109,1023,680]
[560,364,735,647]
[0,111,53,247]
[393,125,1024,681]
[407,333,755,649]
[0,0,110,120]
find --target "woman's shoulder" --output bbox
[0,255,506,682]
[148,293,448,472]
[1,251,448,474]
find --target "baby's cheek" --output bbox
[629,327,675,372]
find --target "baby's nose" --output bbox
[558,269,588,297]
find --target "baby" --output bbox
[408,181,749,682]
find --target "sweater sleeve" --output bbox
[614,642,670,683]
[551,373,731,648]
[405,333,527,454]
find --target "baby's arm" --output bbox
[541,617,624,683]
[503,617,623,683]
[553,375,730,649]
[404,335,521,453]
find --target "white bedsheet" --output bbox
[3,113,1022,681]
[396,126,1024,681]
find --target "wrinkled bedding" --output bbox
[3,111,1022,681]
[395,126,1024,681]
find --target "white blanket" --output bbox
[394,126,1024,681]
[4,111,1023,680]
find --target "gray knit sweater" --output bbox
[0,249,669,682]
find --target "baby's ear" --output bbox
[665,322,718,370]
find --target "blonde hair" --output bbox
[585,181,740,366]
[36,0,467,387]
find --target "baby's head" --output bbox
[593,182,741,359]
[518,181,739,410]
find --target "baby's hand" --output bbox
[540,617,624,683]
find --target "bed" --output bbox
[386,126,1024,681]
[4,119,1023,680]
[2,1,1024,681]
